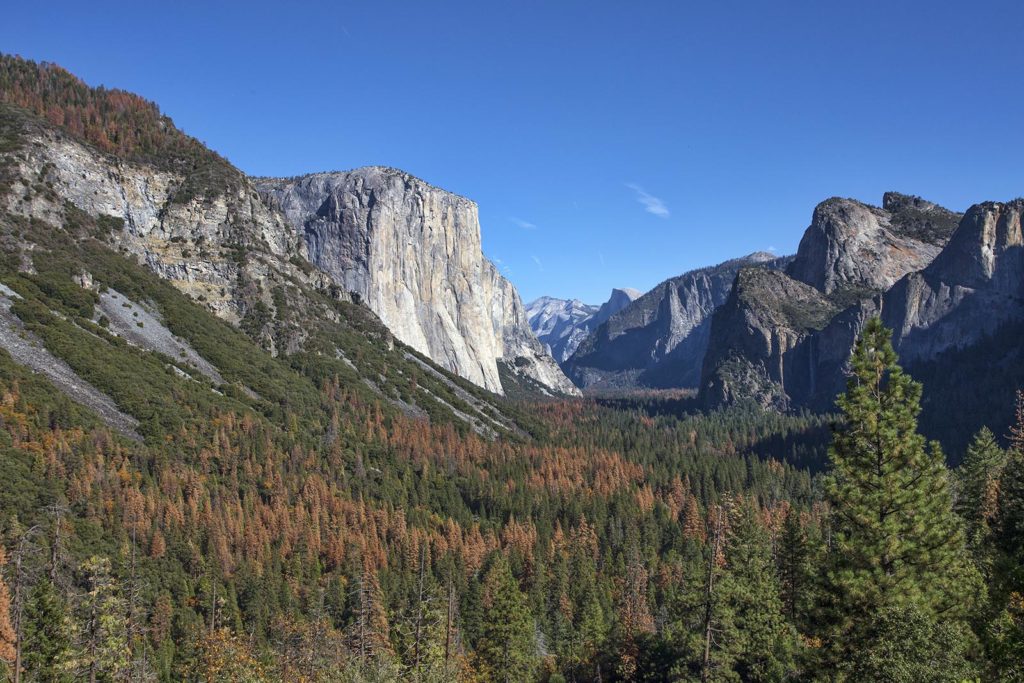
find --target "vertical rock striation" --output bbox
[257,168,578,396]
[565,253,783,391]
[700,193,960,409]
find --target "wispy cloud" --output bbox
[531,255,544,271]
[626,183,670,218]
[509,217,537,230]
[766,245,777,253]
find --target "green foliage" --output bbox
[0,54,240,203]
[66,557,129,682]
[821,318,976,665]
[839,604,979,683]
[22,579,75,682]
[956,427,1007,577]
[717,500,798,682]
[473,554,536,683]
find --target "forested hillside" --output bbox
[0,54,1021,683]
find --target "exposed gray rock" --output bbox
[257,169,578,396]
[700,193,961,410]
[0,289,141,439]
[526,287,640,365]
[883,199,1024,362]
[2,123,333,355]
[565,253,783,391]
[699,268,840,409]
[591,288,642,329]
[94,288,226,386]
[526,296,600,363]
[786,194,959,299]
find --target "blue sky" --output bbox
[4,1,1023,304]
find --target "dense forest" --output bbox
[0,54,1022,682]
[0,268,1021,681]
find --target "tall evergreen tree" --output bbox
[821,318,976,668]
[988,447,1024,679]
[21,580,74,683]
[776,507,812,632]
[717,499,797,682]
[956,427,1007,577]
[474,554,536,683]
[66,557,129,683]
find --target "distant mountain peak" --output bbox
[526,287,639,365]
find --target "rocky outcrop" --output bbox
[786,193,959,300]
[591,288,642,329]
[526,296,600,364]
[2,115,330,356]
[565,253,782,391]
[700,193,961,410]
[2,102,575,397]
[257,169,578,396]
[699,268,840,409]
[883,199,1024,362]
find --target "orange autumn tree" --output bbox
[0,546,15,667]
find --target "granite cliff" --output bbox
[565,253,783,391]
[0,55,576,403]
[257,170,578,396]
[700,193,961,409]
[526,287,640,365]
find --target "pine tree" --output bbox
[474,554,536,683]
[842,603,979,682]
[21,579,74,683]
[821,318,975,668]
[777,507,812,631]
[718,499,797,682]
[989,447,1024,679]
[67,556,129,683]
[956,427,1006,575]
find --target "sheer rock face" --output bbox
[591,288,643,329]
[786,193,959,297]
[526,297,600,364]
[699,268,840,409]
[526,288,640,365]
[257,169,578,396]
[883,200,1024,363]
[700,193,960,410]
[564,253,782,391]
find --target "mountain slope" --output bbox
[565,252,783,391]
[526,287,640,365]
[0,55,574,399]
[526,296,599,363]
[0,58,543,436]
[700,193,960,410]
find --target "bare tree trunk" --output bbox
[444,575,454,664]
[11,526,40,683]
[701,506,724,683]
[412,546,426,682]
